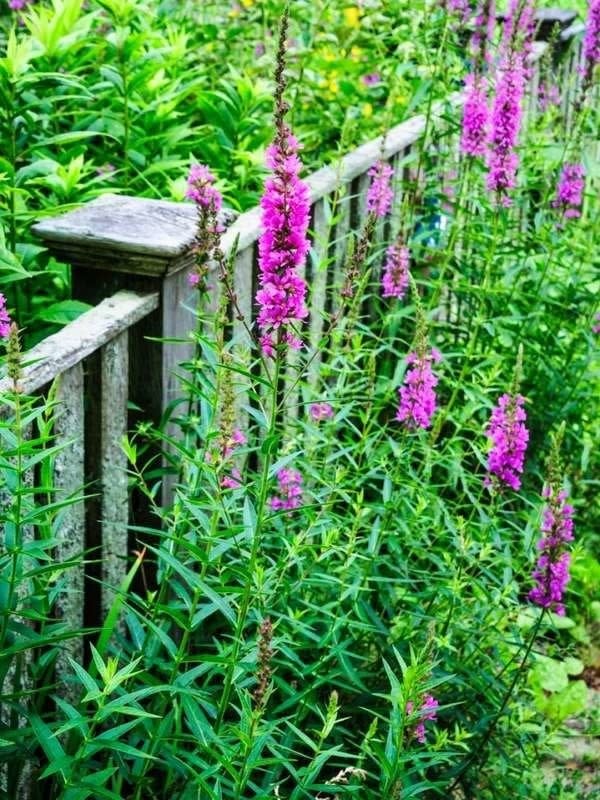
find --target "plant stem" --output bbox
[214,352,282,732]
[448,608,545,791]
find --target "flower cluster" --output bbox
[381,241,410,299]
[256,16,310,358]
[0,293,11,339]
[406,694,439,744]
[186,163,224,290]
[529,486,575,616]
[486,53,525,200]
[361,72,381,87]
[9,0,32,10]
[309,402,334,421]
[583,0,600,76]
[270,468,303,511]
[366,161,394,218]
[186,163,223,212]
[219,429,246,489]
[485,393,528,491]
[486,0,534,202]
[553,163,585,220]
[461,74,489,157]
[396,348,442,430]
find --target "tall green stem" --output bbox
[214,353,282,732]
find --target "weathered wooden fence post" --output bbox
[33,194,202,460]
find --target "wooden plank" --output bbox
[33,194,237,266]
[53,363,86,691]
[0,291,158,397]
[100,332,129,617]
[232,246,255,349]
[231,246,255,432]
[308,198,330,387]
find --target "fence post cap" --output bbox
[32,193,236,277]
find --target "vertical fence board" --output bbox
[232,246,255,431]
[100,332,129,617]
[308,198,330,388]
[54,363,85,687]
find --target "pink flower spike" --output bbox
[396,349,441,430]
[186,163,223,212]
[461,74,489,157]
[270,468,303,512]
[382,242,410,299]
[309,402,334,421]
[0,294,12,339]
[366,161,394,218]
[529,486,575,616]
[485,393,528,491]
[553,163,585,221]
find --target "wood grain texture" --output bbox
[100,332,129,617]
[33,194,237,270]
[53,363,86,692]
[0,291,158,397]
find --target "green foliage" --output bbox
[0,1,598,799]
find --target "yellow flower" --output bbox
[362,102,373,118]
[327,78,339,95]
[344,6,361,27]
[240,0,254,6]
[350,46,362,60]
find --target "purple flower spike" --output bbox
[256,19,310,359]
[366,161,394,218]
[309,403,334,421]
[361,72,381,87]
[270,468,303,511]
[186,164,223,212]
[0,294,11,339]
[553,163,585,220]
[485,393,529,491]
[382,242,410,299]
[529,486,575,616]
[583,0,600,73]
[396,349,442,430]
[461,74,489,157]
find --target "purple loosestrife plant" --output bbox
[341,160,394,299]
[186,163,224,290]
[486,0,534,203]
[361,72,381,87]
[406,694,439,744]
[583,0,600,89]
[461,74,489,157]
[485,393,528,491]
[309,402,334,421]
[381,241,410,299]
[396,348,442,430]
[0,294,11,339]
[256,16,310,358]
[553,163,585,220]
[366,161,394,218]
[528,485,575,616]
[270,468,303,511]
[397,285,442,430]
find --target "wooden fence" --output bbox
[0,17,588,696]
